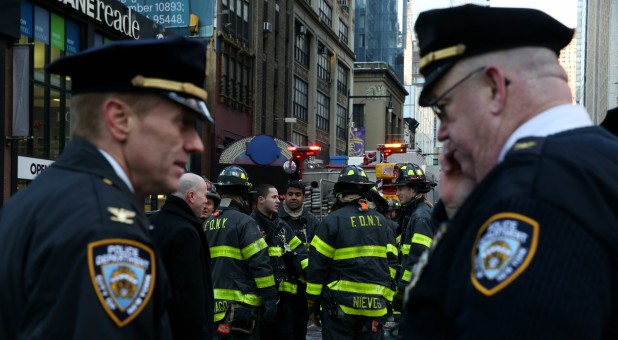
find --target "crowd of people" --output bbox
[1,3,617,340]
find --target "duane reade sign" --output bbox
[18,156,55,181]
[57,0,141,39]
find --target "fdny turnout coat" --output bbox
[397,199,435,291]
[204,199,277,322]
[278,205,321,246]
[150,195,214,339]
[307,200,398,318]
[0,138,172,339]
[251,210,308,295]
[404,129,618,339]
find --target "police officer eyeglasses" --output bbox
[427,66,486,121]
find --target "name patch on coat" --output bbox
[471,213,538,296]
[88,239,156,327]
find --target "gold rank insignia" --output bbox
[108,207,136,225]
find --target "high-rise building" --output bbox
[354,0,404,80]
[559,33,578,103]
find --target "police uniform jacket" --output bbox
[0,137,172,339]
[149,194,214,339]
[404,127,618,339]
[397,198,435,291]
[204,199,277,323]
[307,200,398,318]
[251,210,308,295]
[278,205,321,246]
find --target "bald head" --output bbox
[173,173,209,218]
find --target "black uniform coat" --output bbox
[278,205,321,246]
[0,137,172,339]
[149,194,214,339]
[403,127,618,339]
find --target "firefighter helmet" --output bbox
[387,198,401,211]
[334,165,375,193]
[204,178,221,201]
[369,186,389,213]
[390,163,435,193]
[216,165,253,192]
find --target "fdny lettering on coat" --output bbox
[205,218,228,231]
[349,215,383,228]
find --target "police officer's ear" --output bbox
[485,66,509,116]
[102,97,132,142]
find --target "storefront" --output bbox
[0,0,175,205]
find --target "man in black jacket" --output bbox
[150,173,214,339]
[252,184,307,339]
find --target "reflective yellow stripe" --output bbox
[254,274,275,288]
[396,235,401,244]
[402,244,411,255]
[411,233,432,248]
[241,238,268,259]
[311,235,335,258]
[387,243,398,256]
[268,247,283,257]
[289,236,302,250]
[389,267,397,279]
[327,280,395,301]
[301,258,308,270]
[333,245,387,260]
[214,289,263,306]
[402,269,411,282]
[279,281,298,294]
[307,282,323,295]
[210,246,242,260]
[339,305,388,317]
[214,311,227,322]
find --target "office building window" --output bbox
[293,77,308,121]
[317,44,330,82]
[221,0,251,43]
[292,131,308,146]
[295,24,309,67]
[316,91,330,132]
[337,62,348,95]
[221,52,252,107]
[353,104,364,127]
[319,0,332,26]
[336,105,347,139]
[338,19,348,45]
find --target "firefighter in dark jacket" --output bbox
[251,184,308,339]
[150,173,215,339]
[0,37,212,339]
[277,180,320,339]
[388,163,436,298]
[307,166,398,340]
[204,166,277,339]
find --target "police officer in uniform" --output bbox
[0,36,212,339]
[307,166,398,340]
[251,184,308,339]
[204,166,277,339]
[277,180,320,339]
[388,163,436,300]
[402,5,618,338]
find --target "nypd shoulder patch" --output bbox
[471,213,539,296]
[88,239,156,327]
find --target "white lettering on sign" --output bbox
[17,156,54,181]
[57,0,141,39]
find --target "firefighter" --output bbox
[277,180,320,339]
[251,184,308,339]
[307,165,398,340]
[204,165,277,339]
[388,163,436,308]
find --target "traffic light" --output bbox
[286,145,321,179]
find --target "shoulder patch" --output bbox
[107,207,136,225]
[88,239,156,327]
[471,212,539,296]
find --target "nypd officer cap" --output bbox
[47,36,213,124]
[415,4,574,106]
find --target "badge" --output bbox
[107,207,136,225]
[88,239,156,327]
[471,213,539,296]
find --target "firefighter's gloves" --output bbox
[307,299,321,327]
[263,298,278,322]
